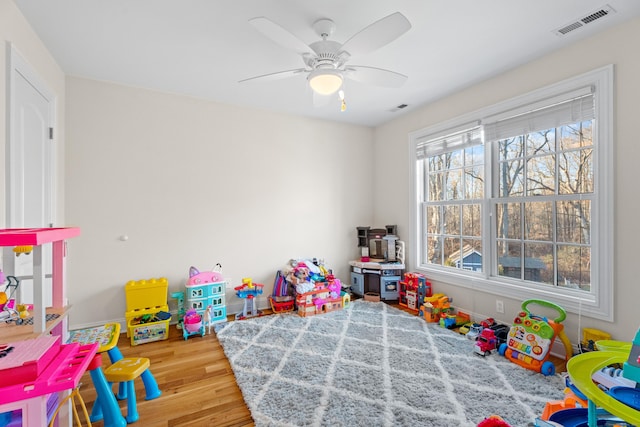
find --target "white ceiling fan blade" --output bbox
[239,68,306,84]
[346,65,407,88]
[249,17,312,55]
[340,12,411,57]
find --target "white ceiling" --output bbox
[14,1,640,127]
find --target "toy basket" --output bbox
[124,277,170,345]
[269,270,294,313]
[269,295,294,313]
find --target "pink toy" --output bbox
[183,309,203,333]
[187,265,224,286]
[0,336,98,426]
[313,298,327,308]
[477,416,511,427]
[327,278,341,298]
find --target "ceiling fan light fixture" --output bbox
[308,69,343,95]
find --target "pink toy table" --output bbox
[0,335,98,426]
[0,227,80,338]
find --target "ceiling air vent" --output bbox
[389,103,408,112]
[554,4,616,36]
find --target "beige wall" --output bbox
[374,17,640,344]
[65,77,374,327]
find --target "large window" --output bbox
[411,66,613,320]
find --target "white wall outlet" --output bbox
[496,299,504,314]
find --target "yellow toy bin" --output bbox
[124,277,170,345]
[128,316,170,346]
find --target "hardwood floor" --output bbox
[74,323,254,427]
[74,302,567,426]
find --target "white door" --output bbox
[5,43,56,306]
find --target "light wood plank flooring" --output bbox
[74,322,254,427]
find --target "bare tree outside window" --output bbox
[424,137,484,271]
[495,120,593,291]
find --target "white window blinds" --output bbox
[483,86,594,142]
[415,122,482,160]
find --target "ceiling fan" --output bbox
[239,12,412,105]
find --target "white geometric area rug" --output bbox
[215,300,565,427]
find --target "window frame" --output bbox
[409,65,614,321]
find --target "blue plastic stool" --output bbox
[103,357,161,423]
[87,353,127,427]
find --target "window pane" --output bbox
[557,245,591,292]
[496,203,521,239]
[525,201,553,241]
[444,204,460,235]
[445,170,462,200]
[556,200,591,244]
[462,204,481,237]
[527,129,555,155]
[559,121,593,150]
[498,136,524,161]
[527,154,555,196]
[448,150,463,169]
[465,166,484,199]
[498,160,524,197]
[427,236,442,266]
[524,243,553,285]
[465,144,484,166]
[497,241,522,279]
[426,205,441,235]
[429,154,445,171]
[461,239,482,272]
[428,172,444,201]
[443,237,460,268]
[558,148,593,195]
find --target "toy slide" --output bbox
[567,350,640,426]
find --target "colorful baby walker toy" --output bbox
[498,299,572,376]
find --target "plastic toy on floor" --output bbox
[182,309,205,340]
[234,278,264,320]
[498,299,572,376]
[268,270,294,313]
[477,415,511,426]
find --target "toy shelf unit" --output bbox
[125,278,171,346]
[0,227,80,340]
[184,266,227,327]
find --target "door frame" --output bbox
[6,41,57,228]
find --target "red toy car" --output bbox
[480,317,496,328]
[474,328,498,356]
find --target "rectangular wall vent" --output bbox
[554,4,615,36]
